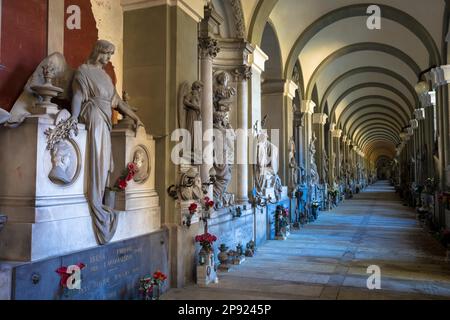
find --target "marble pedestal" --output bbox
[0,119,160,262]
[196,252,218,287]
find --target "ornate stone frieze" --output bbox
[229,0,245,39]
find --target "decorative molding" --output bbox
[312,113,328,126]
[215,39,253,69]
[229,0,245,39]
[300,100,315,114]
[329,123,336,132]
[284,80,298,99]
[414,108,426,120]
[249,45,268,74]
[430,65,450,88]
[121,0,205,22]
[199,37,220,59]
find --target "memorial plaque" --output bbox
[12,230,169,300]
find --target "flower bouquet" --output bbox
[183,202,198,228]
[139,270,167,300]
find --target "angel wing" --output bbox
[5,52,74,127]
[177,82,189,130]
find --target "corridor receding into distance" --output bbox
[164,182,450,300]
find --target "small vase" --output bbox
[152,284,160,300]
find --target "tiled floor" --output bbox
[162,181,450,300]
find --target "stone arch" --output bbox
[319,67,419,113]
[284,3,441,80]
[306,43,421,100]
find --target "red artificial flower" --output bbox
[128,163,137,172]
[126,172,134,182]
[204,197,210,203]
[118,179,128,190]
[207,201,214,208]
[195,232,217,245]
[188,203,198,213]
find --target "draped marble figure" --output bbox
[70,40,143,245]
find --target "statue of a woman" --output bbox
[183,81,203,154]
[70,40,142,245]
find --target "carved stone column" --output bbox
[332,129,342,184]
[234,65,252,202]
[300,100,316,185]
[248,45,268,194]
[199,5,221,191]
[312,113,328,184]
[430,65,450,190]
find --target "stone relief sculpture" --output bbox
[178,81,203,160]
[132,147,150,184]
[70,40,143,245]
[48,141,77,185]
[212,71,236,207]
[179,168,203,201]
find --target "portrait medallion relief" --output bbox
[46,139,81,186]
[132,145,150,184]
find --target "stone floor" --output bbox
[162,181,450,300]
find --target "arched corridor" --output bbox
[163,181,450,300]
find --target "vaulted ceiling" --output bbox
[242,0,448,163]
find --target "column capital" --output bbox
[346,139,352,146]
[342,135,347,143]
[414,81,436,107]
[199,37,220,59]
[414,108,426,120]
[400,132,409,141]
[249,45,268,74]
[406,127,414,136]
[430,65,450,88]
[233,65,252,81]
[300,100,316,114]
[312,113,328,125]
[284,80,298,99]
[332,129,342,138]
